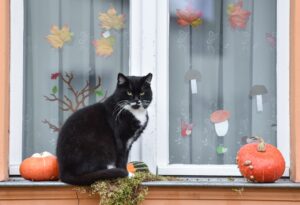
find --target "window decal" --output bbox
[184,69,201,94]
[93,36,115,57]
[181,120,193,137]
[42,72,103,133]
[249,85,268,112]
[210,110,230,137]
[102,30,111,38]
[51,72,60,80]
[95,6,125,57]
[51,85,58,94]
[227,0,251,29]
[46,25,73,48]
[216,145,228,154]
[98,6,125,30]
[265,32,276,48]
[176,5,203,28]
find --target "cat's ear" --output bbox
[144,73,152,84]
[117,73,128,85]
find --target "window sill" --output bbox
[142,177,300,188]
[1,177,300,204]
[1,177,299,188]
[0,177,69,187]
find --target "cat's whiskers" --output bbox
[115,106,126,121]
[113,101,129,121]
[113,105,125,117]
[112,100,128,114]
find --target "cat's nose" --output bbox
[136,100,141,105]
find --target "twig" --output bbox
[42,119,60,132]
[44,94,76,113]
[61,72,78,97]
[76,76,102,109]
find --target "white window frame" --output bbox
[9,0,290,177]
[155,0,290,176]
[9,0,24,175]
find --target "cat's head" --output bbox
[113,73,153,110]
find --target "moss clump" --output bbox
[79,172,175,205]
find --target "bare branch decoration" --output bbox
[42,119,61,133]
[43,72,104,133]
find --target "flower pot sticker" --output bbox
[210,110,230,137]
[249,85,268,112]
[184,69,201,94]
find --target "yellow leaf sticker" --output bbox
[93,36,115,57]
[47,25,73,48]
[98,7,125,30]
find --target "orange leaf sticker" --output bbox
[227,1,251,29]
[98,7,125,30]
[93,36,115,57]
[176,5,203,28]
[46,25,73,48]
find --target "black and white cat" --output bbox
[56,73,152,185]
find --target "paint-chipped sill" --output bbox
[0,177,299,188]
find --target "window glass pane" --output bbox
[169,0,277,164]
[23,0,130,158]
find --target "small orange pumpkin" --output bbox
[236,137,285,183]
[19,152,59,181]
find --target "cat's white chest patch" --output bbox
[124,105,147,125]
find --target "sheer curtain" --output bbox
[169,0,277,164]
[23,0,130,158]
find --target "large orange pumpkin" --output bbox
[19,151,59,181]
[236,137,285,183]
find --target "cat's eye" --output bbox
[127,91,133,96]
[140,92,145,96]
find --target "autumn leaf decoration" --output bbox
[227,1,251,29]
[46,25,73,48]
[93,36,115,57]
[176,5,203,28]
[51,72,60,80]
[98,7,125,30]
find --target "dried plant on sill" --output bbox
[76,172,177,205]
[43,72,106,132]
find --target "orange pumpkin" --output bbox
[19,152,59,181]
[236,137,285,183]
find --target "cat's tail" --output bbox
[60,168,128,186]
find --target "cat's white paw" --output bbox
[128,172,134,178]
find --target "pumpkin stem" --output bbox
[253,136,266,152]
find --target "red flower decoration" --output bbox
[227,1,251,29]
[176,5,203,28]
[51,72,60,80]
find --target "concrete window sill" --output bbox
[1,177,300,188]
